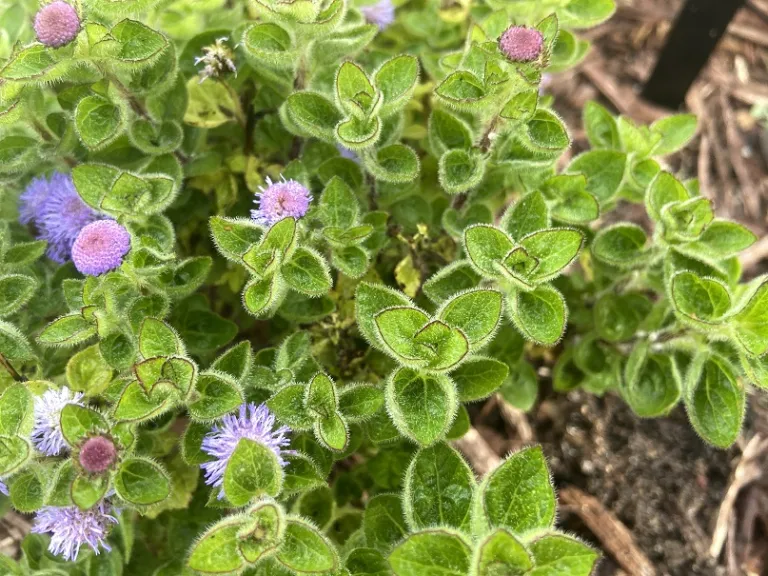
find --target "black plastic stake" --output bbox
[642,0,747,109]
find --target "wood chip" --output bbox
[559,486,657,576]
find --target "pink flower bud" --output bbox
[72,220,131,276]
[34,1,80,48]
[79,436,117,474]
[499,26,544,62]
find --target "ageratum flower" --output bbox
[34,1,80,48]
[32,386,84,457]
[200,403,292,491]
[250,176,312,228]
[32,502,118,561]
[361,0,395,31]
[23,172,99,263]
[0,480,7,496]
[499,26,544,62]
[78,436,118,474]
[18,176,49,226]
[195,37,237,83]
[72,220,131,276]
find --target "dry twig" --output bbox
[559,486,656,576]
[452,427,501,477]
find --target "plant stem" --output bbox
[0,353,25,382]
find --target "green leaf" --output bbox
[389,529,471,576]
[438,149,485,195]
[375,55,419,116]
[281,247,332,296]
[243,275,283,317]
[336,115,381,149]
[276,518,338,573]
[212,342,253,383]
[731,280,768,356]
[319,177,359,229]
[336,61,376,118]
[671,272,730,325]
[480,446,555,534]
[71,473,109,511]
[0,434,30,476]
[435,71,488,110]
[224,438,283,506]
[346,548,390,576]
[0,274,36,317]
[38,314,96,347]
[540,174,599,225]
[276,331,310,374]
[386,367,458,446]
[355,282,412,347]
[685,354,745,448]
[423,261,481,305]
[104,19,168,64]
[428,110,472,156]
[583,101,619,149]
[528,533,599,576]
[682,220,756,262]
[566,150,626,205]
[75,95,122,150]
[268,384,314,430]
[0,320,34,360]
[187,517,246,574]
[622,348,681,418]
[363,145,420,183]
[305,373,337,417]
[315,411,349,452]
[404,443,474,531]
[239,501,286,564]
[452,357,509,402]
[66,345,113,395]
[501,191,550,241]
[283,453,326,495]
[500,90,539,123]
[2,240,47,267]
[10,468,44,513]
[242,22,297,70]
[523,110,570,151]
[338,384,383,422]
[594,293,652,342]
[591,223,648,268]
[474,529,532,575]
[364,494,407,552]
[464,225,515,280]
[508,285,567,346]
[60,404,108,446]
[0,44,65,82]
[518,228,584,283]
[0,384,32,435]
[188,372,243,421]
[285,92,342,142]
[438,289,502,347]
[645,171,689,221]
[115,458,170,505]
[650,114,698,156]
[139,318,181,358]
[181,421,212,466]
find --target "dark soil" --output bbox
[530,390,734,575]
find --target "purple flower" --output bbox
[34,1,80,48]
[78,436,118,474]
[200,403,292,492]
[336,144,360,162]
[32,502,117,561]
[32,386,84,457]
[250,176,312,228]
[19,176,50,226]
[72,220,131,276]
[361,0,395,30]
[28,172,99,264]
[499,26,544,62]
[0,480,7,496]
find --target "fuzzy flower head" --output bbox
[361,0,395,30]
[78,435,118,474]
[19,176,50,226]
[32,502,117,561]
[499,26,544,62]
[195,37,237,83]
[34,172,99,263]
[34,1,80,48]
[251,176,312,228]
[32,386,84,456]
[200,403,293,491]
[72,220,131,276]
